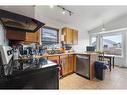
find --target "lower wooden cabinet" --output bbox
[60,55,68,76]
[46,54,75,77]
[47,56,59,63]
[60,55,74,76]
[68,54,74,73]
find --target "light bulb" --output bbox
[102,27,106,31]
[62,11,66,14]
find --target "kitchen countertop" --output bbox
[1,57,59,89]
[40,52,98,57]
[75,52,99,55]
[15,52,98,61]
[12,58,58,75]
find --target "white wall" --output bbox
[73,27,89,52]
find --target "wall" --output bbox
[35,6,89,51]
[73,27,89,52]
[89,14,127,67]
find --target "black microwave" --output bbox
[86,46,95,52]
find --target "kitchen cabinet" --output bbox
[73,55,77,72]
[47,56,59,63]
[73,30,78,44]
[60,55,69,76]
[60,54,74,76]
[62,27,78,44]
[6,29,26,41]
[43,54,75,77]
[25,31,40,43]
[6,29,40,43]
[68,54,74,73]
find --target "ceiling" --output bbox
[1,6,127,31]
[35,6,127,31]
[0,6,35,18]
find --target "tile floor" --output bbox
[59,66,127,89]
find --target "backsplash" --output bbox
[73,40,89,53]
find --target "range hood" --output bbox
[0,9,45,32]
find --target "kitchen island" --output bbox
[0,58,59,89]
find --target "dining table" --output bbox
[98,54,115,71]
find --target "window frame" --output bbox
[89,31,124,57]
[100,32,124,57]
[90,34,97,50]
[41,26,59,45]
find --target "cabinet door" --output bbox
[47,56,59,63]
[60,55,68,76]
[62,28,73,44]
[6,29,26,40]
[25,31,40,43]
[73,30,78,44]
[66,28,73,44]
[73,55,77,72]
[62,27,78,44]
[68,55,74,73]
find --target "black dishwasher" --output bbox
[76,54,90,79]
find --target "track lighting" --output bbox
[57,5,74,16]
[62,11,66,14]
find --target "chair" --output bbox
[98,52,111,71]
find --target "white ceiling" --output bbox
[1,6,127,31]
[36,6,127,31]
[0,6,35,18]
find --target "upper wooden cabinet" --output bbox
[6,29,40,43]
[62,27,78,44]
[73,30,78,44]
[6,29,26,41]
[25,31,40,43]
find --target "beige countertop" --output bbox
[41,52,98,57]
[15,52,99,61]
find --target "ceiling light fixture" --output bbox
[49,5,54,8]
[57,5,74,16]
[62,10,66,14]
[102,20,106,31]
